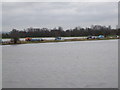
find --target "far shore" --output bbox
[2,36,87,39]
[1,37,119,45]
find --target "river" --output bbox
[2,40,118,88]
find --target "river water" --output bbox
[2,40,118,88]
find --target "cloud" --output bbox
[2,0,119,2]
[0,3,2,32]
[2,2,118,31]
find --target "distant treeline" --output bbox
[2,26,120,38]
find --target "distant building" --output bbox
[108,25,111,30]
[91,25,111,30]
[116,25,120,29]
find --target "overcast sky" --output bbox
[2,2,118,31]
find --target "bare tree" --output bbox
[10,29,20,44]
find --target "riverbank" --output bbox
[1,37,119,45]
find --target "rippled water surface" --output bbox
[2,40,118,88]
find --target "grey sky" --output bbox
[2,2,118,31]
